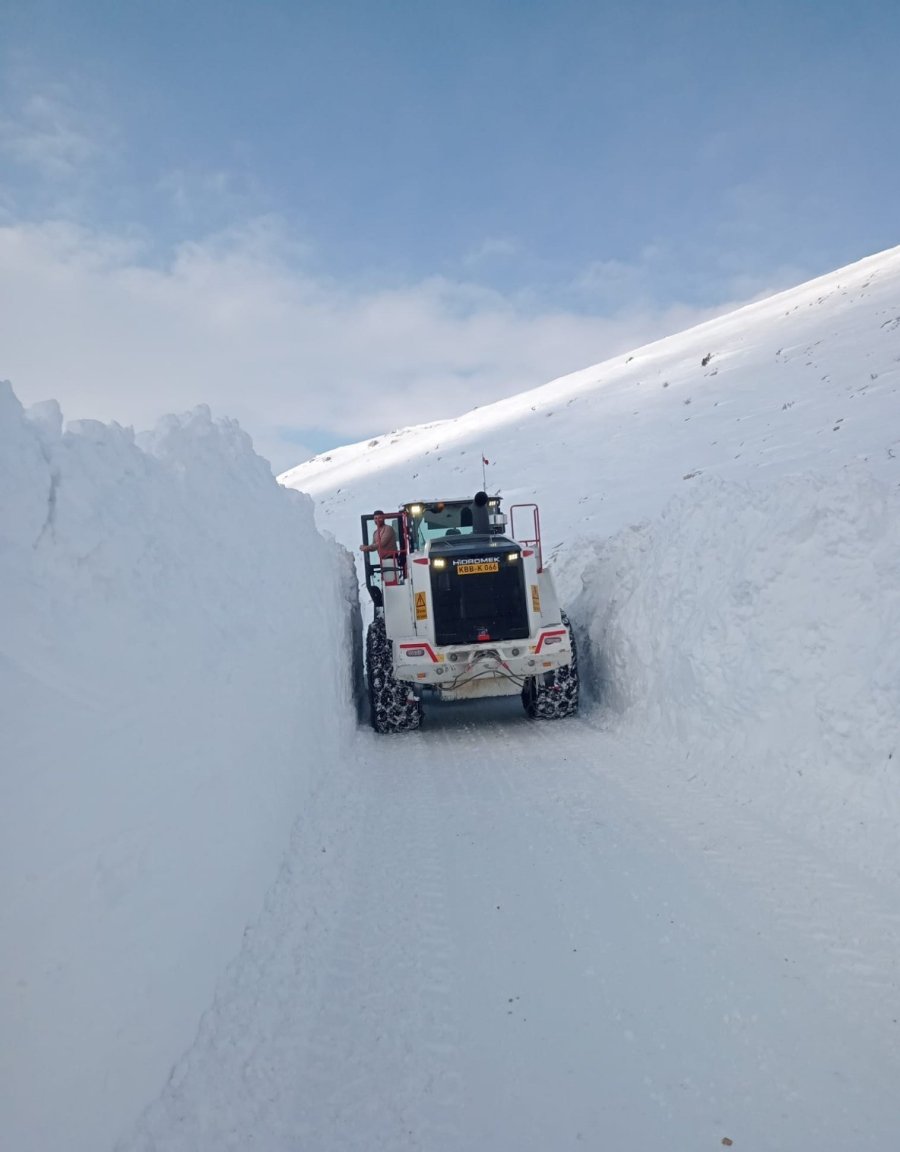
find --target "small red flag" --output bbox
[482,456,490,465]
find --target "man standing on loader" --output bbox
[360,509,398,580]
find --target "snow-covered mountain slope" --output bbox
[0,386,359,1152]
[281,245,900,574]
[282,245,900,881]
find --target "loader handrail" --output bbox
[509,503,543,572]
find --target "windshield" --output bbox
[406,500,495,550]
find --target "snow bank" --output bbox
[573,469,900,879]
[0,382,359,1152]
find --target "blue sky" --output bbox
[1,0,898,469]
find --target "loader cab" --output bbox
[403,497,507,552]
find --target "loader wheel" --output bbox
[522,612,579,720]
[366,617,422,734]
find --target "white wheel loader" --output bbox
[360,495,578,733]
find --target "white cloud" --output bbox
[0,64,120,229]
[0,68,810,473]
[462,236,521,267]
[573,237,808,317]
[0,80,108,182]
[155,166,276,236]
[0,217,748,473]
[576,250,659,306]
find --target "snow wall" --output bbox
[572,469,900,882]
[0,381,360,1152]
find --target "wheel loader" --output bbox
[360,494,578,733]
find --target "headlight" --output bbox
[507,552,519,562]
[409,504,423,515]
[432,557,446,569]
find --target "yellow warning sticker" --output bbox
[531,584,541,614]
[415,591,428,620]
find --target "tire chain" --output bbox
[522,612,579,720]
[366,617,422,734]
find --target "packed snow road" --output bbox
[122,703,900,1152]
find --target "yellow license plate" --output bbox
[457,561,499,575]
